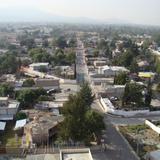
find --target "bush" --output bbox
[22,79,35,87]
[15,112,27,120]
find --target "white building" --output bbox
[0,97,20,120]
[29,63,49,71]
[98,65,129,77]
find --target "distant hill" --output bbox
[0,7,130,24]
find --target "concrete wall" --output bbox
[145,120,160,135]
[100,97,149,117]
[100,97,160,117]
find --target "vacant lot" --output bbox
[119,125,160,159]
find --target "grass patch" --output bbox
[0,121,21,148]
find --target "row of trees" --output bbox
[0,82,55,107]
[28,48,76,66]
[59,83,105,144]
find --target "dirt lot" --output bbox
[119,125,160,159]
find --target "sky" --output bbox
[0,0,160,25]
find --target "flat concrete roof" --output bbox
[60,149,93,160]
[25,154,60,160]
[29,63,49,67]
[0,97,8,101]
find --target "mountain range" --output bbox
[0,7,130,24]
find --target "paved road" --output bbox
[106,113,160,126]
[76,38,145,160]
[100,121,139,160]
[91,102,140,160]
[76,39,89,84]
[90,115,139,160]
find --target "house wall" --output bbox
[34,79,60,89]
[0,108,18,115]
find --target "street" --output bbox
[76,39,159,160]
[76,39,139,160]
[76,39,89,83]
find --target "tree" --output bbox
[15,112,27,120]
[16,89,37,107]
[21,59,31,67]
[93,49,99,57]
[114,72,127,85]
[119,50,133,67]
[60,94,88,141]
[122,83,144,107]
[129,59,139,73]
[59,84,105,143]
[68,38,76,48]
[42,39,49,48]
[66,52,76,64]
[153,33,160,46]
[29,48,51,63]
[16,88,46,107]
[22,79,35,87]
[145,89,152,107]
[56,36,67,49]
[0,54,18,74]
[20,37,35,49]
[78,82,95,107]
[85,110,105,137]
[34,88,47,98]
[0,83,14,97]
[155,59,160,75]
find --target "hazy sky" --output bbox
[0,0,160,25]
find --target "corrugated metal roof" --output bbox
[0,121,6,130]
[14,119,27,130]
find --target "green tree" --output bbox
[122,83,144,107]
[119,50,133,67]
[0,83,14,97]
[68,38,76,48]
[59,84,104,143]
[22,79,35,87]
[114,72,127,85]
[60,94,88,141]
[66,52,76,64]
[34,88,47,98]
[15,112,27,120]
[16,88,46,107]
[155,59,160,75]
[145,89,152,107]
[29,48,51,63]
[56,36,67,49]
[129,59,139,73]
[0,54,18,74]
[85,110,105,138]
[20,37,35,49]
[78,82,95,107]
[16,89,36,106]
[153,33,160,46]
